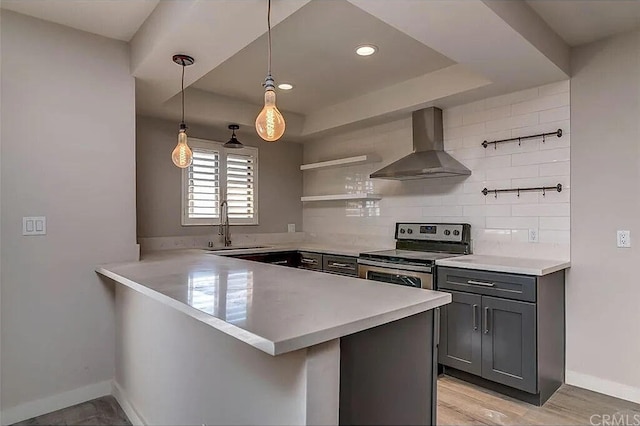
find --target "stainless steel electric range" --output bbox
[358,222,471,290]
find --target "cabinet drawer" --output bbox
[323,255,358,277]
[437,267,536,302]
[299,252,323,271]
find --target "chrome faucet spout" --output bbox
[219,200,231,247]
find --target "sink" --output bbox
[205,245,270,252]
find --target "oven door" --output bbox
[358,260,433,290]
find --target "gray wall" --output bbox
[1,11,137,418]
[568,29,640,401]
[136,116,303,238]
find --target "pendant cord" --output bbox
[267,0,272,77]
[181,62,185,124]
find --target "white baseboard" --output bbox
[567,370,640,404]
[111,381,146,426]
[0,380,112,425]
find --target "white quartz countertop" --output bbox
[97,250,450,356]
[202,243,388,257]
[436,255,570,276]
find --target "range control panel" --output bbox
[395,223,466,242]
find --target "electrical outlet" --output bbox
[287,223,296,233]
[23,216,46,236]
[528,228,539,243]
[617,230,631,248]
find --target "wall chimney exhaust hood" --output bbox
[370,107,471,180]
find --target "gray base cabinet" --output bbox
[437,267,565,405]
[439,291,482,376]
[481,296,537,393]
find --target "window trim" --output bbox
[181,138,259,226]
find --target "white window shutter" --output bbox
[186,148,220,221]
[226,152,256,222]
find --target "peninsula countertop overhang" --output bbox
[97,250,451,356]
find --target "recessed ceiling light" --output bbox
[355,45,378,56]
[278,83,294,90]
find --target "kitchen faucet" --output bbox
[219,199,231,247]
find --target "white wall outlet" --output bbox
[617,230,631,248]
[23,216,46,236]
[287,223,296,233]
[528,228,539,243]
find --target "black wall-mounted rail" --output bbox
[482,184,562,198]
[482,129,562,149]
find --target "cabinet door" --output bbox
[439,291,482,376]
[481,296,537,393]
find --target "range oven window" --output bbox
[366,271,423,288]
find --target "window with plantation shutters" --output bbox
[182,138,258,226]
[226,152,255,221]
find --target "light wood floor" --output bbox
[438,375,640,425]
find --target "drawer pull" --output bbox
[328,262,354,269]
[271,260,289,265]
[301,258,318,265]
[468,280,495,287]
[472,304,478,330]
[484,307,490,334]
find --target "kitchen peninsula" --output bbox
[97,250,451,425]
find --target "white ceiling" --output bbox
[527,0,640,46]
[3,0,585,139]
[191,0,455,115]
[0,0,159,41]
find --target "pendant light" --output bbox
[255,0,286,142]
[171,54,195,168]
[224,124,244,149]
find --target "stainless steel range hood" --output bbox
[370,107,471,180]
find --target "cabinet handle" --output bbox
[271,260,289,265]
[472,304,478,330]
[468,280,495,287]
[328,262,353,269]
[301,258,318,265]
[483,307,490,334]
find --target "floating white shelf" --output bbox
[300,193,382,202]
[300,154,381,171]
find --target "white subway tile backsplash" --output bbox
[540,217,571,230]
[511,229,530,243]
[486,216,539,229]
[511,92,570,116]
[538,80,570,97]
[303,80,570,260]
[512,148,570,166]
[485,112,539,133]
[539,106,570,123]
[422,205,464,217]
[486,165,539,180]
[485,87,539,109]
[539,161,570,177]
[511,203,570,217]
[463,204,511,217]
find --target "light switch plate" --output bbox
[287,224,296,233]
[23,216,46,236]
[617,230,631,248]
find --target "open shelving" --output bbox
[300,154,381,171]
[300,193,382,202]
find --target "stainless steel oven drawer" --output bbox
[299,251,323,271]
[323,255,358,277]
[437,267,536,302]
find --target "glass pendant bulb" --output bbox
[172,124,192,168]
[255,76,285,142]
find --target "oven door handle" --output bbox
[357,258,432,273]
